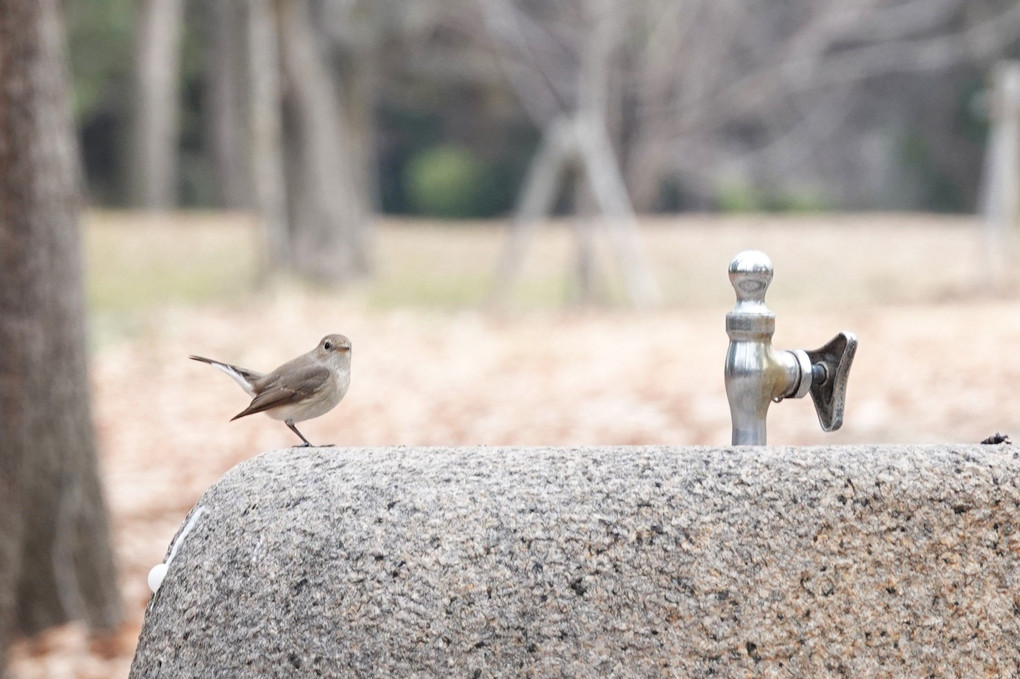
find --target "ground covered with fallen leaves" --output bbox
[8,215,1020,677]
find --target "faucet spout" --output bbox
[725,342,809,445]
[723,251,856,445]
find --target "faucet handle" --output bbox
[805,332,858,432]
[728,250,774,304]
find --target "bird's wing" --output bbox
[230,363,331,420]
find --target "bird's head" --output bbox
[318,334,352,366]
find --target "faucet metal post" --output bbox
[724,251,857,445]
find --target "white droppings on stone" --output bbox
[147,563,168,593]
[147,506,208,594]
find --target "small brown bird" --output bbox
[189,334,352,446]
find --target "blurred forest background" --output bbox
[4,0,1020,676]
[76,0,1018,219]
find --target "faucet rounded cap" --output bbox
[728,250,774,303]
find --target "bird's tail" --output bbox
[189,355,263,398]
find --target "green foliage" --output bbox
[66,0,135,204]
[957,77,990,144]
[377,107,445,214]
[403,145,490,218]
[65,0,134,120]
[715,182,828,213]
[895,78,989,213]
[379,104,535,217]
[898,133,964,213]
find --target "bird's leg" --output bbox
[285,420,313,447]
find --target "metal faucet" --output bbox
[724,250,857,445]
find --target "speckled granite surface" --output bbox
[130,445,1020,677]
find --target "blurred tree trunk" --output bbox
[980,61,1020,286]
[489,0,660,308]
[0,0,121,668]
[130,0,184,208]
[207,0,250,210]
[246,0,290,275]
[342,55,379,213]
[278,0,369,282]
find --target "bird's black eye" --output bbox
[324,340,333,350]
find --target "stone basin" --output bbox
[129,444,1020,677]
